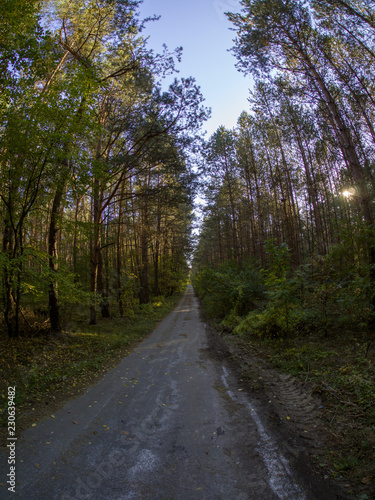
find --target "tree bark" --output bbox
[48,179,65,334]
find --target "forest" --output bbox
[193,0,375,344]
[1,0,375,491]
[0,0,209,339]
[191,0,375,489]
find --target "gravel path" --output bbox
[1,286,341,499]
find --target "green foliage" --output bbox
[19,251,93,306]
[119,272,140,318]
[231,240,373,339]
[192,262,265,321]
[0,292,181,429]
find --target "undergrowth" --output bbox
[0,294,181,434]
[248,335,375,494]
[193,243,375,496]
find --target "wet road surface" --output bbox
[3,287,325,499]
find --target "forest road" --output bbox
[3,286,338,500]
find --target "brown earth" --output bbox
[204,321,374,500]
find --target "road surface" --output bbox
[2,287,336,499]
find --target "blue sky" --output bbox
[138,0,252,137]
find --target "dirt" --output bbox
[203,321,359,499]
[2,293,372,499]
[5,286,338,500]
[0,336,145,450]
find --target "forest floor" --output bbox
[0,292,374,499]
[0,295,181,449]
[204,321,375,500]
[1,287,348,499]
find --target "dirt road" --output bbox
[2,287,343,499]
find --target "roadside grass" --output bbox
[235,332,375,494]
[0,294,181,438]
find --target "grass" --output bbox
[0,294,181,437]
[235,332,375,494]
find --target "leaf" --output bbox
[361,476,372,485]
[72,420,79,425]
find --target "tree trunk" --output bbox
[2,206,16,338]
[89,178,101,325]
[48,180,65,334]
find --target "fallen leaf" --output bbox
[286,416,291,420]
[32,423,37,427]
[35,463,40,469]
[121,431,129,435]
[50,415,55,419]
[361,476,373,485]
[72,420,78,425]
[46,442,51,445]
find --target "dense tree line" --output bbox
[193,0,375,340]
[0,0,208,338]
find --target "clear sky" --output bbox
[138,0,252,138]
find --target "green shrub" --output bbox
[192,262,265,320]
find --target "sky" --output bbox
[138,0,252,138]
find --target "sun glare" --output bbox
[342,187,357,198]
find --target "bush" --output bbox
[192,262,265,321]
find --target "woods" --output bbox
[0,0,208,338]
[191,2,375,487]
[1,0,375,492]
[193,0,375,343]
